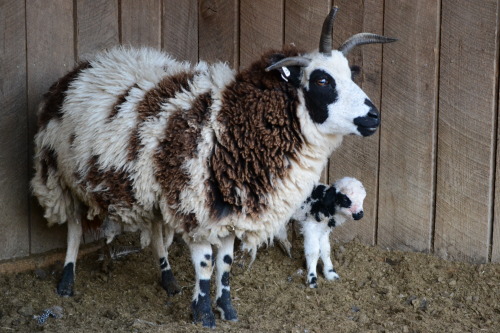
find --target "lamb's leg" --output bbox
[57,218,82,296]
[189,241,216,328]
[275,224,292,257]
[319,229,340,280]
[302,221,320,288]
[151,221,180,295]
[215,234,238,321]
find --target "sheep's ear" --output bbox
[350,65,361,81]
[276,66,302,87]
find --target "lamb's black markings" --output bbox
[200,261,207,267]
[192,279,215,327]
[57,263,75,296]
[303,69,338,124]
[159,258,168,270]
[310,184,337,221]
[159,258,180,295]
[328,217,336,228]
[336,193,352,208]
[204,254,211,260]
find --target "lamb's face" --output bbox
[334,177,366,220]
[301,51,379,137]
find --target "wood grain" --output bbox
[239,0,284,70]
[328,0,385,245]
[76,0,119,58]
[493,72,500,262]
[162,0,198,62]
[121,0,161,49]
[0,0,30,260]
[199,0,238,68]
[27,0,74,254]
[377,0,440,252]
[434,0,499,263]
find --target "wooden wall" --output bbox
[1,0,499,263]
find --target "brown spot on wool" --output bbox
[209,47,305,218]
[128,72,195,161]
[39,147,58,184]
[154,92,212,232]
[84,155,136,213]
[108,84,139,120]
[38,62,92,129]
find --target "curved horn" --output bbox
[338,33,397,56]
[265,56,311,72]
[319,6,339,55]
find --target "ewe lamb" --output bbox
[31,7,395,327]
[276,177,366,288]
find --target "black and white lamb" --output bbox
[275,177,366,288]
[31,7,395,327]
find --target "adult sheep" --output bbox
[31,7,395,328]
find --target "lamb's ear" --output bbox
[323,186,337,207]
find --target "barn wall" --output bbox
[1,0,499,263]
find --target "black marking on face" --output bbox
[353,99,380,136]
[57,263,75,296]
[311,184,326,200]
[352,211,364,220]
[223,255,233,265]
[159,258,168,270]
[303,69,338,124]
[221,272,230,287]
[336,193,352,208]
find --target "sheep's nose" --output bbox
[352,211,364,220]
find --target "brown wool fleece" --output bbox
[154,92,213,231]
[128,72,195,161]
[108,84,138,120]
[209,47,305,218]
[38,62,92,129]
[84,156,136,212]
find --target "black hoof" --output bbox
[192,301,216,328]
[161,269,181,296]
[216,297,238,321]
[57,263,75,296]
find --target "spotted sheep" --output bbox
[31,7,395,328]
[276,177,366,288]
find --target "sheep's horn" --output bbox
[338,33,397,56]
[265,56,311,72]
[319,6,339,55]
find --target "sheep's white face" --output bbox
[301,51,380,137]
[334,177,367,220]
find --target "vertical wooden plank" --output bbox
[284,0,329,50]
[162,0,198,62]
[493,67,500,263]
[0,0,30,260]
[121,0,161,49]
[239,0,284,70]
[199,0,238,69]
[328,0,385,245]
[435,0,499,263]
[377,0,440,252]
[76,0,119,58]
[27,0,74,254]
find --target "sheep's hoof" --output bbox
[192,301,216,328]
[307,275,318,288]
[216,291,238,321]
[161,269,181,296]
[324,269,340,281]
[57,263,75,296]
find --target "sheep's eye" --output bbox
[316,78,329,86]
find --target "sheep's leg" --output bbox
[151,221,180,295]
[275,224,292,257]
[319,229,339,280]
[57,218,82,296]
[215,234,238,321]
[302,221,320,288]
[189,241,216,328]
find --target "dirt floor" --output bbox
[1,232,500,333]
